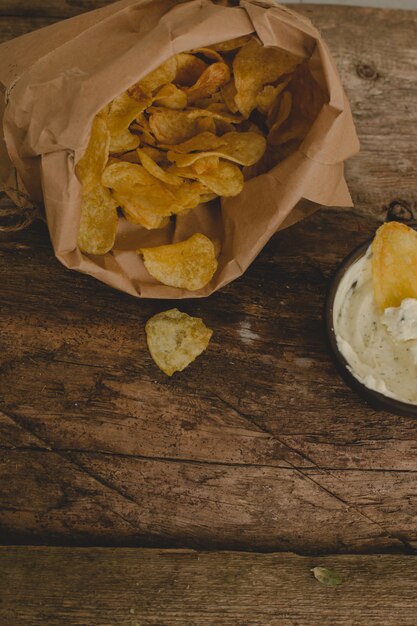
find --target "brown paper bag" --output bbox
[0,0,359,298]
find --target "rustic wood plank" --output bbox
[1,547,417,625]
[0,16,58,42]
[0,0,111,18]
[297,5,417,217]
[0,4,416,553]
[0,212,415,554]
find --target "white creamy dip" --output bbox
[333,247,417,405]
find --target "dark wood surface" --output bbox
[2,547,417,625]
[1,2,417,555]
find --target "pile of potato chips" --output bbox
[76,35,326,292]
[75,35,328,375]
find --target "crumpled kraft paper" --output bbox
[0,0,359,298]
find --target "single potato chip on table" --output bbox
[146,308,213,376]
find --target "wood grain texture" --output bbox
[0,3,417,553]
[1,547,417,625]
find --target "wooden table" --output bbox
[1,2,417,624]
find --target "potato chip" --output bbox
[76,116,110,191]
[168,131,266,167]
[197,117,217,134]
[372,222,417,310]
[139,146,167,163]
[256,81,289,115]
[145,308,213,376]
[136,57,177,95]
[200,193,218,203]
[102,161,159,188]
[109,129,140,153]
[233,39,301,117]
[137,149,183,186]
[190,48,224,63]
[116,150,140,165]
[105,91,152,136]
[102,161,199,226]
[221,80,238,114]
[139,233,218,290]
[210,35,253,52]
[171,161,244,197]
[78,184,118,255]
[102,161,175,227]
[192,92,224,109]
[131,118,157,146]
[170,183,202,214]
[117,193,171,229]
[174,53,208,86]
[183,62,230,105]
[153,83,187,109]
[160,131,227,154]
[148,107,240,144]
[192,156,220,175]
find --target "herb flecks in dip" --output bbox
[333,247,417,405]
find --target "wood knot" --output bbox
[386,199,416,224]
[356,62,379,81]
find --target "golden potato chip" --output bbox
[197,117,217,134]
[145,308,213,376]
[136,57,177,95]
[102,161,159,188]
[102,162,198,226]
[76,116,110,191]
[256,81,289,115]
[200,193,218,203]
[148,107,240,144]
[137,149,183,186]
[233,39,301,117]
[105,91,152,136]
[192,156,220,175]
[221,80,238,113]
[192,92,224,109]
[160,131,227,154]
[117,193,171,229]
[183,62,230,104]
[139,233,218,290]
[109,129,140,153]
[168,131,266,167]
[372,222,417,310]
[170,183,202,214]
[196,162,244,196]
[210,35,253,52]
[132,118,157,146]
[171,161,244,197]
[174,53,208,86]
[190,48,224,63]
[78,184,118,255]
[102,162,174,228]
[139,146,167,163]
[153,83,187,109]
